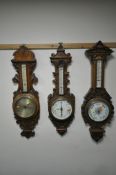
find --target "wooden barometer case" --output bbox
[82,41,114,142]
[12,45,40,138]
[48,43,75,135]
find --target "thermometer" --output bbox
[96,60,102,88]
[21,64,27,92]
[59,66,64,95]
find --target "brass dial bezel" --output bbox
[13,93,39,119]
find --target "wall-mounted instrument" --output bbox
[82,41,114,142]
[12,46,40,138]
[48,43,75,135]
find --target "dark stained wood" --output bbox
[48,43,75,135]
[82,41,114,142]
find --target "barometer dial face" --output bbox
[13,94,38,118]
[51,100,72,120]
[88,100,109,122]
[15,97,36,118]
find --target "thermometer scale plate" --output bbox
[21,64,27,92]
[59,66,64,95]
[96,60,102,88]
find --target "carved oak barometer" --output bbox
[48,43,75,135]
[12,45,40,138]
[82,41,114,142]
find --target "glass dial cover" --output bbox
[14,95,37,118]
[88,100,109,122]
[51,99,72,120]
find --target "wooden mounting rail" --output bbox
[0,42,116,50]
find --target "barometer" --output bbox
[12,45,40,138]
[82,41,114,142]
[48,43,75,135]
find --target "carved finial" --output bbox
[51,42,71,60]
[57,42,65,52]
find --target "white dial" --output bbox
[51,100,72,120]
[88,100,109,122]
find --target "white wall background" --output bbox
[0,0,116,175]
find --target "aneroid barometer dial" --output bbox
[48,43,75,135]
[51,99,72,120]
[88,100,109,122]
[82,41,114,142]
[14,94,38,119]
[12,46,40,138]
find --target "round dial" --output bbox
[14,94,38,118]
[51,99,72,120]
[88,100,110,122]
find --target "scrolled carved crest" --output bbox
[86,41,113,61]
